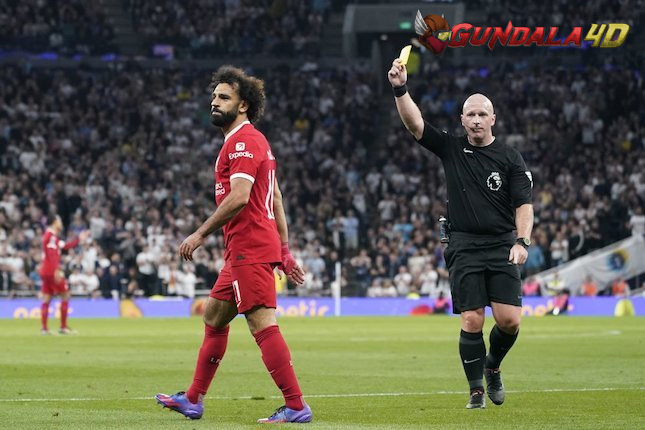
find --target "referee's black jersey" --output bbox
[417,120,532,235]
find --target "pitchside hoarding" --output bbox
[0,297,643,319]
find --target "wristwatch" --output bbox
[516,237,531,249]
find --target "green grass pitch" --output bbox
[1,316,643,429]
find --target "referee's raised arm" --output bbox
[387,58,424,140]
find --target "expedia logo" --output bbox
[229,151,254,160]
[215,182,225,196]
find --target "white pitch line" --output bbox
[350,331,623,342]
[0,387,642,402]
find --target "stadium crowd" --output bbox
[0,0,116,55]
[479,0,639,34]
[128,0,328,58]
[0,53,642,300]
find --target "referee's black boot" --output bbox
[466,388,486,409]
[484,367,505,405]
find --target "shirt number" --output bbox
[265,169,276,220]
[232,280,242,307]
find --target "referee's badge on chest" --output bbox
[486,171,502,191]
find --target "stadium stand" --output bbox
[0,0,116,55]
[128,0,327,58]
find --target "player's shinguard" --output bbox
[154,323,227,419]
[252,323,309,421]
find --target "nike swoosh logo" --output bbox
[463,148,473,154]
[463,358,481,364]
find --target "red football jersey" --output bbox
[40,228,79,276]
[214,121,281,266]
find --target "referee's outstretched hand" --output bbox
[388,59,407,87]
[509,244,528,265]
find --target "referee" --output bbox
[388,58,534,409]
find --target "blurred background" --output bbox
[0,0,643,310]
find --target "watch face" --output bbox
[521,238,531,247]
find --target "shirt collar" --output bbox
[224,120,251,143]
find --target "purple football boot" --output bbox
[155,391,203,420]
[257,399,313,424]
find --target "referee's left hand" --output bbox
[509,244,528,265]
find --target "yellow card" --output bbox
[399,45,412,66]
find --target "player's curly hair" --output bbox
[211,66,265,123]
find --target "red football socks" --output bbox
[186,325,230,404]
[253,325,304,411]
[60,300,69,329]
[41,302,49,330]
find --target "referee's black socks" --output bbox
[486,325,519,369]
[459,330,486,390]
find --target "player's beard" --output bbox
[211,106,238,128]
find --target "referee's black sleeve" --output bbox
[416,120,451,158]
[509,148,533,207]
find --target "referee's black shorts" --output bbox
[443,232,522,314]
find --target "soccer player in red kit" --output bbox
[40,214,89,334]
[155,66,312,424]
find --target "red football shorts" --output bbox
[210,262,277,314]
[40,273,68,295]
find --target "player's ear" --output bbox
[460,113,464,126]
[239,100,249,114]
[491,113,496,126]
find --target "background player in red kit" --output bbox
[155,66,312,424]
[40,214,90,334]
